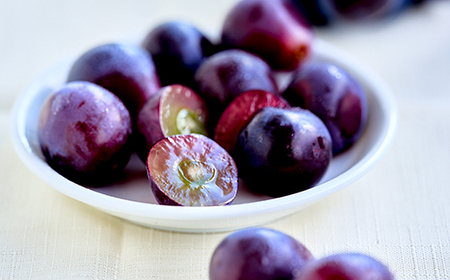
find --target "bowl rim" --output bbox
[10,38,398,227]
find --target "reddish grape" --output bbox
[222,0,314,71]
[296,253,395,280]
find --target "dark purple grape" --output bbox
[194,49,278,130]
[142,21,216,90]
[295,0,411,24]
[209,227,314,280]
[330,0,395,19]
[38,81,133,186]
[67,43,161,117]
[282,61,368,155]
[235,107,332,197]
[291,0,333,26]
[221,0,314,71]
[296,253,394,280]
[147,134,238,206]
[408,0,427,6]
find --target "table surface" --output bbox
[1,0,450,279]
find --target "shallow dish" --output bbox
[11,38,397,233]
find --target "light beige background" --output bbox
[1,0,450,279]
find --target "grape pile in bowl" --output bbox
[9,0,399,232]
[37,0,370,207]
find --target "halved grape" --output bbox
[147,134,238,206]
[136,84,209,162]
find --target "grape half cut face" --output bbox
[146,134,238,206]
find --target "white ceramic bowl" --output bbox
[10,39,397,233]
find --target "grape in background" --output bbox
[291,0,429,25]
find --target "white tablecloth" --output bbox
[1,0,450,279]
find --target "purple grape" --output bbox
[142,21,216,90]
[210,227,314,280]
[38,81,133,186]
[332,0,388,18]
[67,43,161,117]
[282,61,368,155]
[292,0,333,26]
[234,107,332,197]
[221,0,314,71]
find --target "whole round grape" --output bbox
[38,81,133,186]
[142,21,216,90]
[235,107,332,197]
[209,227,314,280]
[296,253,394,280]
[221,0,314,71]
[67,43,161,117]
[282,61,368,155]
